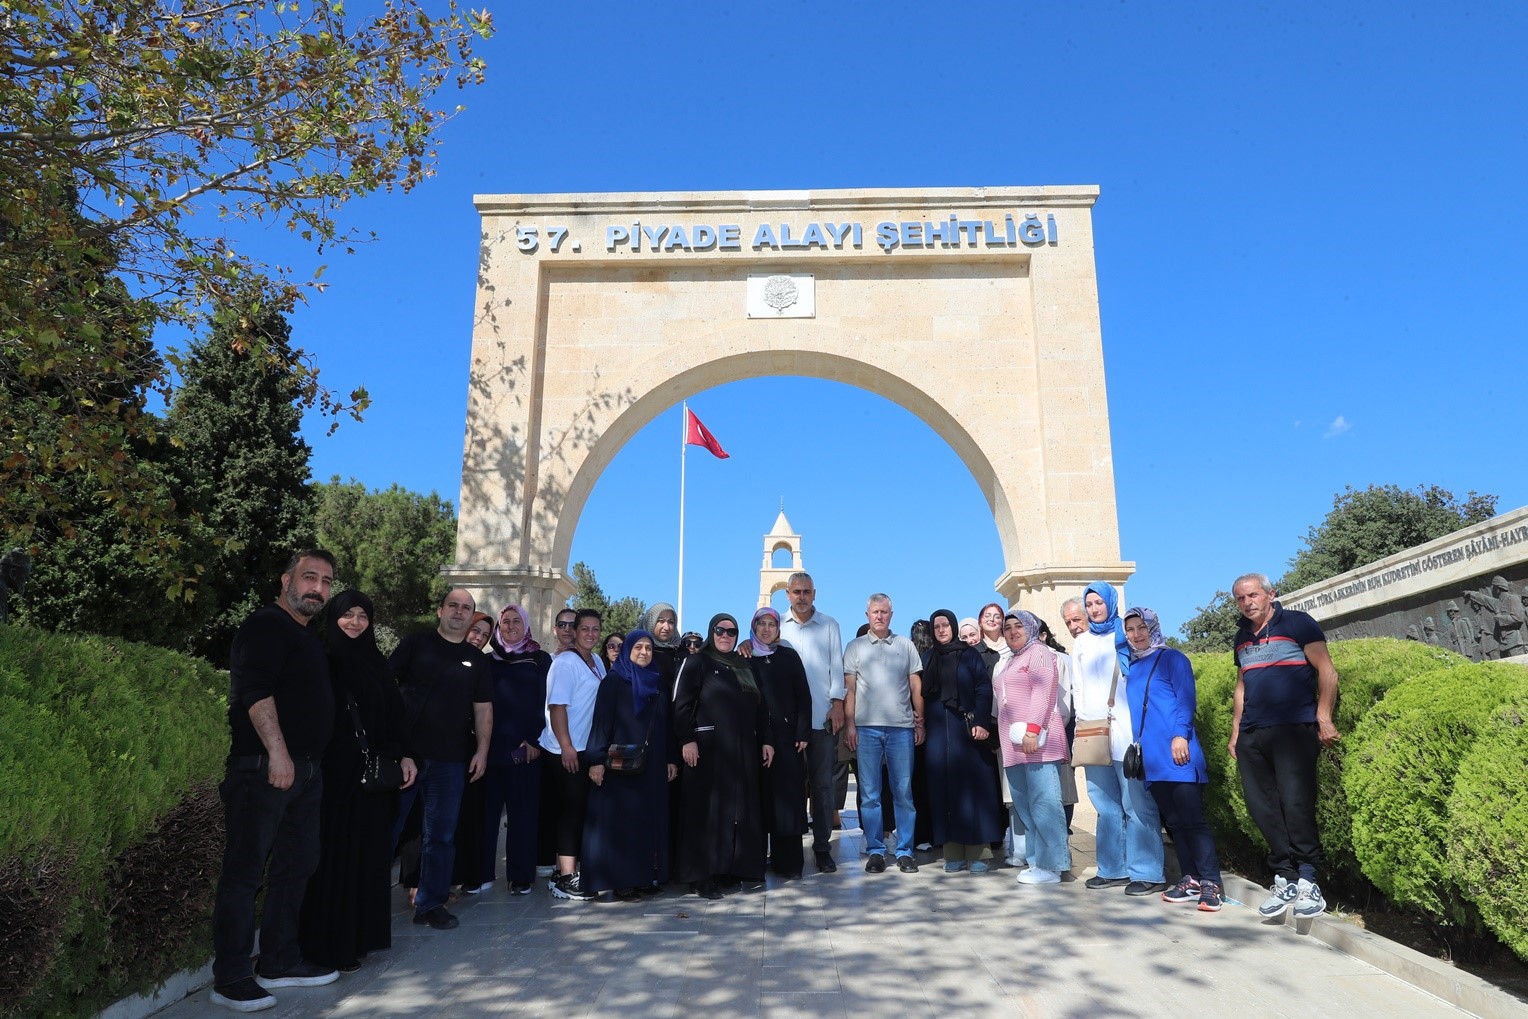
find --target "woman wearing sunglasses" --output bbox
[672,613,776,899]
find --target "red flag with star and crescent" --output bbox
[684,408,729,459]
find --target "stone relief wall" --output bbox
[1314,566,1528,662]
[1283,507,1528,663]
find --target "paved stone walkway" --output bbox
[158,792,1471,1018]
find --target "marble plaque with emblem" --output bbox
[746,273,815,318]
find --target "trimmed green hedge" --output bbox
[1448,693,1528,959]
[1346,662,1528,927]
[1192,640,1468,889]
[0,626,226,1017]
[1191,637,1528,961]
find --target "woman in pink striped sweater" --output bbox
[996,608,1071,885]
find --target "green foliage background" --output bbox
[1192,638,1528,961]
[0,626,226,1016]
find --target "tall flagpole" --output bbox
[677,401,687,631]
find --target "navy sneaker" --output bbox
[254,960,338,988]
[1161,876,1201,904]
[210,977,276,1012]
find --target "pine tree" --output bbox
[167,299,315,662]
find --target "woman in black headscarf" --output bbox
[672,612,775,898]
[922,608,1005,872]
[746,608,812,879]
[581,629,678,900]
[299,590,416,972]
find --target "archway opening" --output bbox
[567,376,1004,633]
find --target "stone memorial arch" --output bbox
[446,186,1134,634]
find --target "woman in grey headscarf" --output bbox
[1124,606,1223,911]
[640,602,683,696]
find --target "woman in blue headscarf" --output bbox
[580,629,678,901]
[1124,607,1223,911]
[1071,582,1166,896]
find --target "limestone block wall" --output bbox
[447,187,1134,635]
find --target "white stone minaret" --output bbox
[758,506,804,608]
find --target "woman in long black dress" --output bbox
[482,604,551,893]
[746,608,811,879]
[299,590,416,972]
[581,629,678,900]
[639,602,685,870]
[923,608,1005,872]
[673,612,775,899]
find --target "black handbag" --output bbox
[962,709,999,751]
[347,695,405,792]
[606,694,657,774]
[1121,654,1162,782]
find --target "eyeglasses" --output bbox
[554,620,575,629]
[713,626,738,636]
[682,638,702,648]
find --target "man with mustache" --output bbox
[211,550,341,1012]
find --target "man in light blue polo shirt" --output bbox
[843,593,924,874]
[778,572,847,873]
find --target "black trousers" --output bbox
[541,753,591,861]
[212,756,323,985]
[805,727,839,853]
[1236,723,1325,881]
[482,760,542,884]
[1149,780,1222,887]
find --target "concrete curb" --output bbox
[1220,873,1527,1019]
[96,961,210,1019]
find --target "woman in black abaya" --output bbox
[581,629,678,900]
[300,590,416,971]
[746,608,812,878]
[923,608,1004,872]
[673,612,775,898]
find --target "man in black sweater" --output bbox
[211,550,340,1013]
[389,587,493,930]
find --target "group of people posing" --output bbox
[209,555,1342,1015]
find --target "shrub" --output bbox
[0,626,226,1017]
[1344,660,1528,940]
[1192,639,1465,889]
[1447,693,1528,962]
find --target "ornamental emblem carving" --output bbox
[762,274,799,313]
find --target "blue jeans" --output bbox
[1083,761,1164,882]
[212,756,323,984]
[1005,763,1071,873]
[856,725,915,858]
[392,759,466,914]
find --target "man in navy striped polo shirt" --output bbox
[1229,573,1341,922]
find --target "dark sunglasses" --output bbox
[713,626,739,636]
[554,620,575,629]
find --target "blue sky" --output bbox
[231,1,1525,637]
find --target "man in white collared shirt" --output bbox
[778,572,846,873]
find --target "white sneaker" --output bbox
[1258,875,1299,918]
[1005,855,1025,868]
[465,881,495,895]
[1294,878,1327,918]
[1016,868,1060,885]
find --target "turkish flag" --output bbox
[685,408,729,459]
